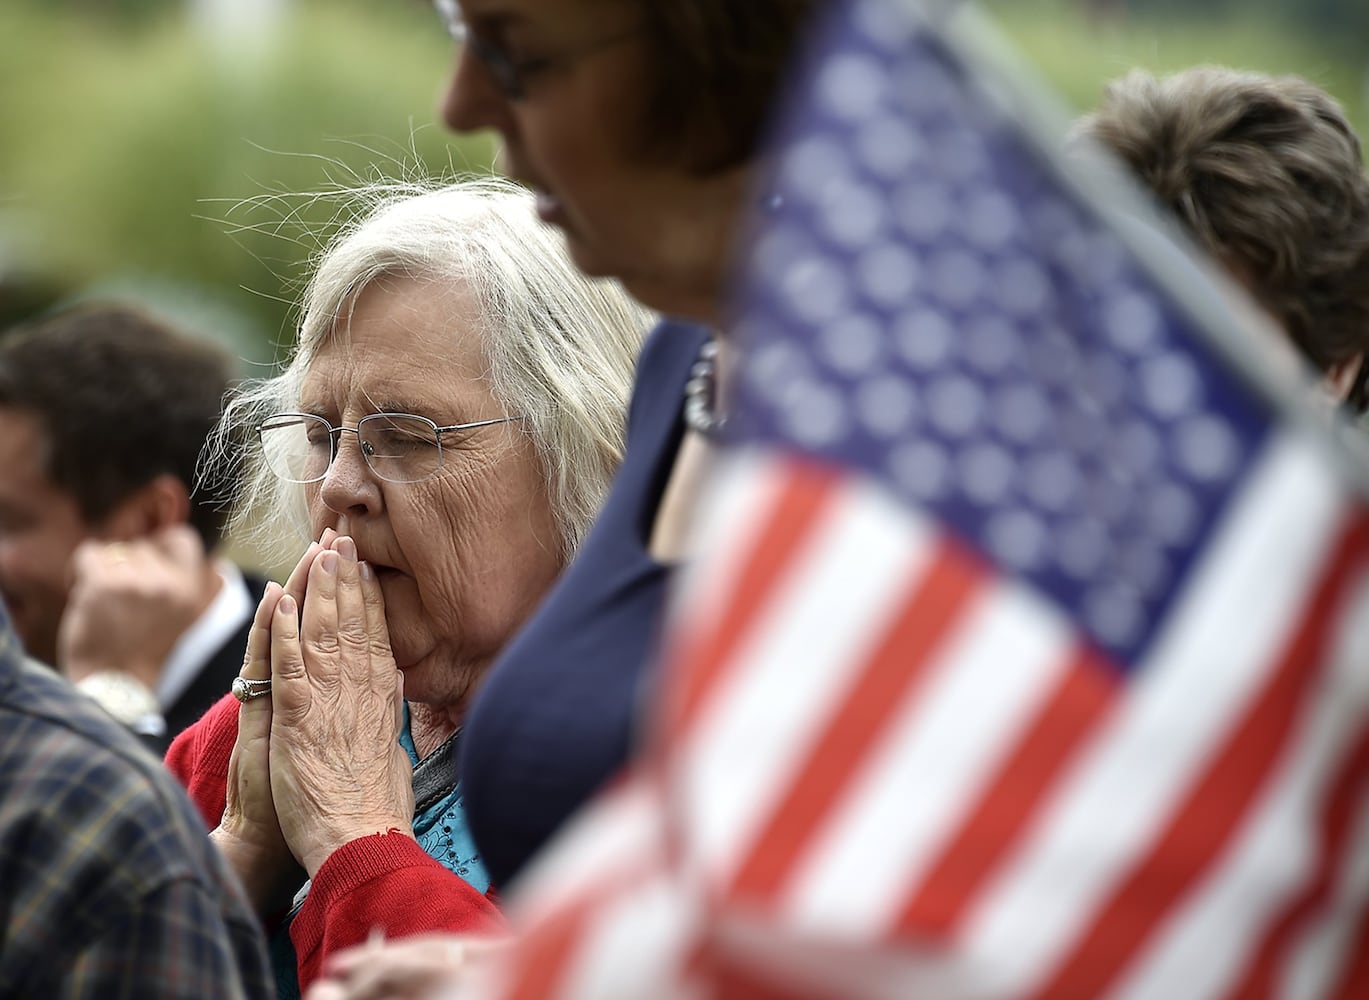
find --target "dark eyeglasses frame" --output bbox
[433,0,642,101]
[258,411,521,485]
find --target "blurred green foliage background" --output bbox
[0,0,494,369]
[984,0,1367,132]
[1,0,1364,368]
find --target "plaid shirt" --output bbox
[0,614,273,999]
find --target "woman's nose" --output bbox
[318,432,383,518]
[440,42,511,136]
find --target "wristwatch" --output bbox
[75,671,167,738]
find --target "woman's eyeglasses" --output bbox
[259,411,520,485]
[433,0,641,101]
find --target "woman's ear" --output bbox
[97,474,193,540]
[1321,353,1365,404]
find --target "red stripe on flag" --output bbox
[894,645,1118,938]
[659,458,842,746]
[1328,900,1369,1000]
[727,536,985,905]
[1220,723,1369,1000]
[1027,513,1369,1000]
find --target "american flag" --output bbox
[456,1,1369,997]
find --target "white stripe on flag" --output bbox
[551,867,701,1000]
[963,433,1348,996]
[668,449,796,651]
[1281,752,1369,999]
[782,576,1074,938]
[676,472,936,887]
[1111,560,1369,1000]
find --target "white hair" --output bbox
[212,176,651,558]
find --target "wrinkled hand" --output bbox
[270,534,414,877]
[58,525,209,688]
[306,933,510,1000]
[212,531,332,915]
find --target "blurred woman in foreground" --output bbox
[440,0,826,895]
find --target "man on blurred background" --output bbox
[0,302,261,748]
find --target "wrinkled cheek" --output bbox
[384,612,425,670]
[305,487,334,536]
[375,577,423,668]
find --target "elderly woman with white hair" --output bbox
[165,178,649,995]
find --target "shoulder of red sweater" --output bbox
[165,691,241,775]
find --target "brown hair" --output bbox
[1076,67,1369,410]
[633,0,824,174]
[0,303,239,548]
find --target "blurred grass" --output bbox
[982,0,1367,136]
[2,0,1363,365]
[0,0,493,362]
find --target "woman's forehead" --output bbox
[301,330,490,411]
[325,276,482,356]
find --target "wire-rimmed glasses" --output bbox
[259,411,520,485]
[432,0,642,101]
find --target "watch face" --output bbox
[75,672,162,728]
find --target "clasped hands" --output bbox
[212,529,415,915]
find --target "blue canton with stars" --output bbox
[731,0,1270,668]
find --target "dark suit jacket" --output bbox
[155,571,268,754]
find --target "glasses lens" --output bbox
[260,414,333,484]
[358,414,443,484]
[463,32,523,98]
[433,0,526,99]
[433,0,464,41]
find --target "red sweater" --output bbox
[165,694,504,990]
